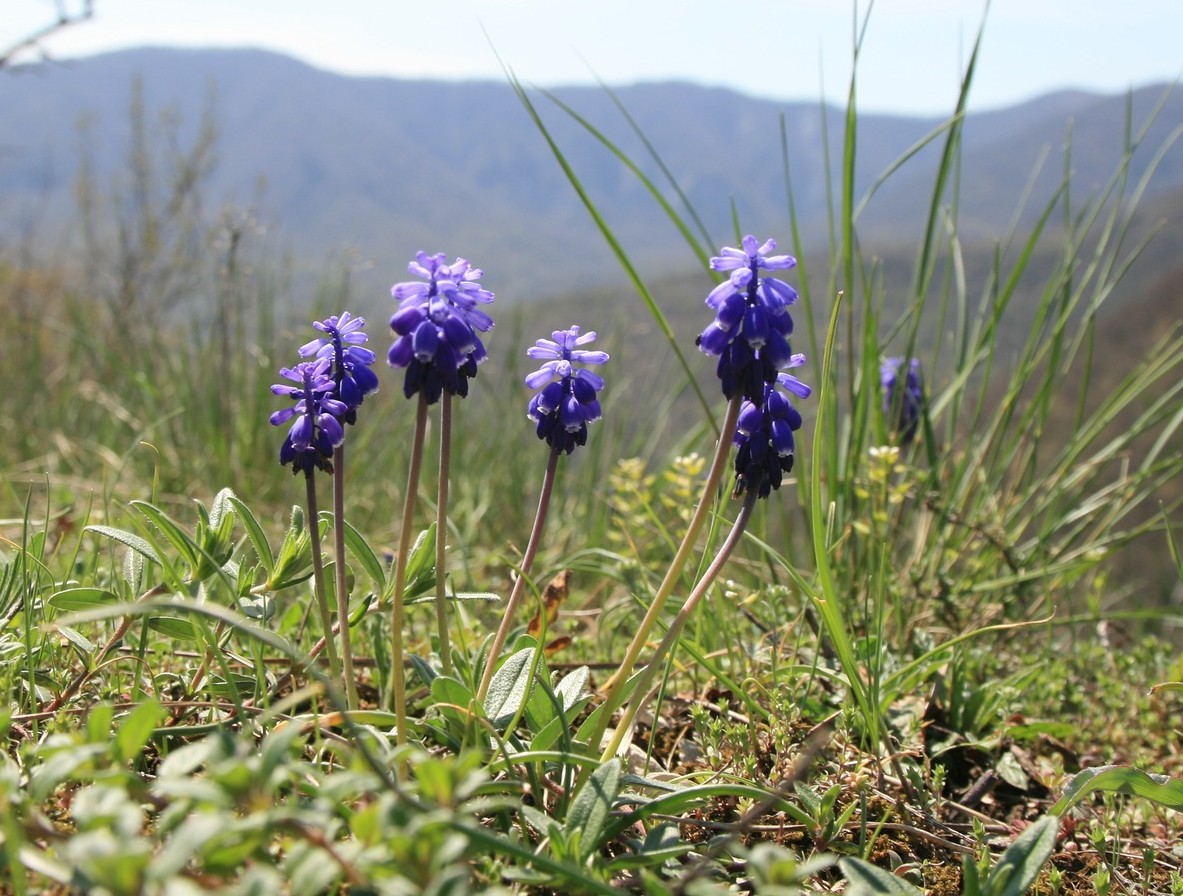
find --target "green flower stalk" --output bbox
[600,372,808,761]
[386,395,429,753]
[589,236,808,757]
[477,326,608,703]
[388,253,494,696]
[298,312,379,710]
[269,358,347,686]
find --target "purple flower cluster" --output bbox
[697,235,799,405]
[388,252,494,403]
[525,326,609,454]
[881,356,924,445]
[271,312,378,473]
[732,357,811,498]
[270,359,348,474]
[299,311,379,425]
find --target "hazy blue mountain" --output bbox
[1,47,1179,302]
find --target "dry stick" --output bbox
[434,392,455,675]
[333,443,360,709]
[586,396,742,752]
[601,487,758,763]
[387,394,429,752]
[476,447,560,703]
[304,470,342,685]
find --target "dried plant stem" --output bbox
[601,488,758,762]
[434,392,455,676]
[333,445,359,710]
[476,447,561,703]
[44,582,169,713]
[586,395,742,751]
[387,394,429,752]
[305,471,342,685]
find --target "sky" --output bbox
[6,0,1183,115]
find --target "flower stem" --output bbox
[586,395,742,752]
[476,447,561,703]
[333,444,359,710]
[600,487,759,763]
[304,470,342,686]
[388,393,429,751]
[435,392,455,676]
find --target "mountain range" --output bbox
[1,47,1181,304]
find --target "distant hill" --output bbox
[1,47,1180,304]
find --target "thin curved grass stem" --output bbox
[601,488,759,763]
[332,444,359,710]
[476,447,561,703]
[588,395,741,750]
[388,394,429,755]
[304,470,342,685]
[435,392,455,676]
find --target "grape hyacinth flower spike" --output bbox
[697,235,799,405]
[269,358,347,474]
[388,251,494,403]
[295,311,378,710]
[386,250,496,728]
[593,235,810,766]
[478,326,609,702]
[269,357,347,688]
[525,325,610,454]
[881,356,924,445]
[299,311,379,424]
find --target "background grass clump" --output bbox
[3,10,1183,896]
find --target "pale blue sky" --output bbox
[8,0,1182,114]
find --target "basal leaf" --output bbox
[1051,765,1183,815]
[554,666,589,715]
[403,524,436,599]
[132,501,200,569]
[983,815,1059,896]
[343,519,386,595]
[47,586,118,612]
[147,615,200,641]
[227,495,274,572]
[566,759,621,862]
[113,700,167,764]
[85,525,160,566]
[483,647,536,727]
[839,857,924,895]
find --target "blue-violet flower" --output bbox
[733,355,811,498]
[270,358,347,474]
[697,235,798,404]
[388,251,494,403]
[525,325,609,454]
[299,311,379,425]
[881,356,924,445]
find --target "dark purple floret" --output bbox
[525,325,609,455]
[732,357,811,499]
[299,311,378,425]
[697,235,798,405]
[270,359,348,474]
[881,357,924,445]
[388,251,493,404]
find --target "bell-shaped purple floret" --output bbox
[524,325,609,454]
[697,235,802,404]
[388,251,495,404]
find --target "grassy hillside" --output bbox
[2,48,1180,303]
